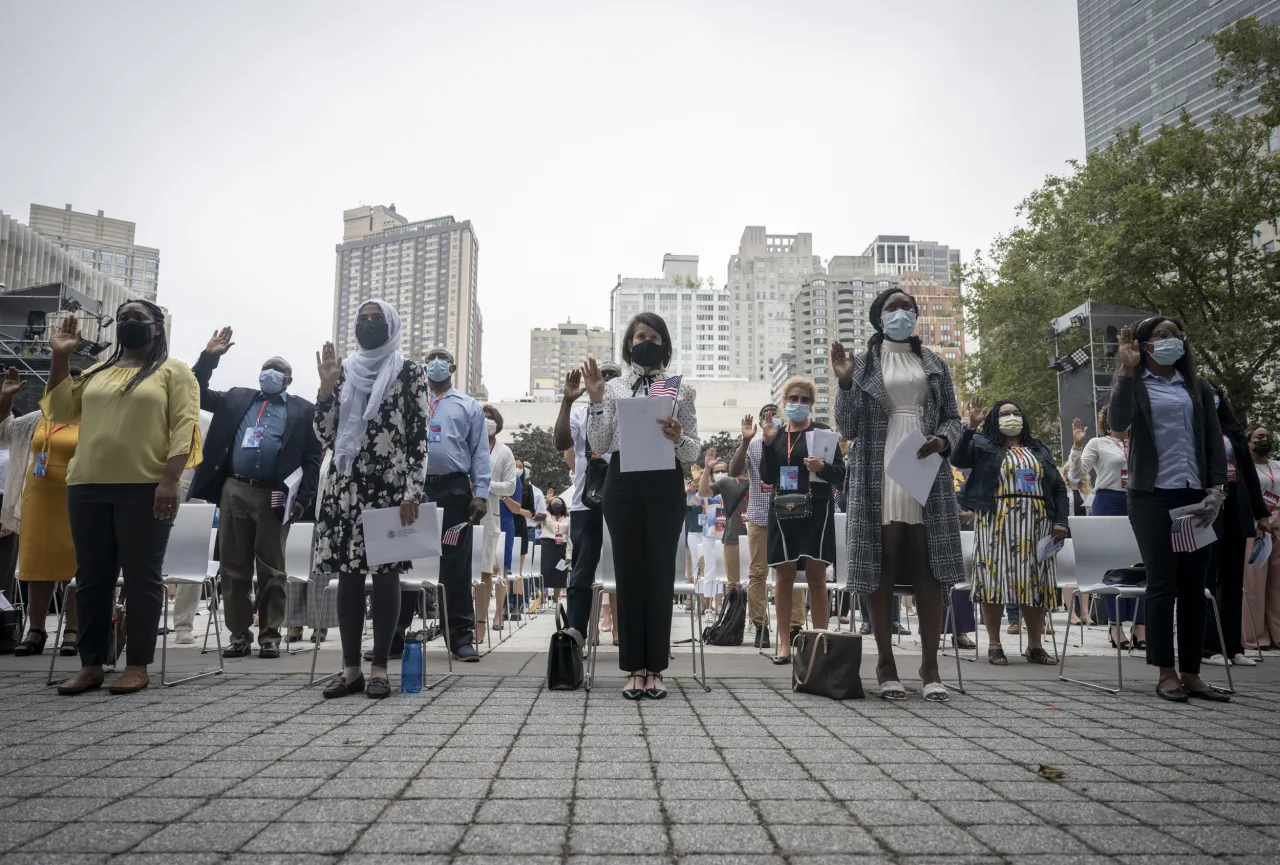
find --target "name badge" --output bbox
[1014,468,1037,494]
[1120,468,1129,490]
[760,483,774,494]
[241,426,265,449]
[555,533,565,545]
[780,466,799,491]
[1265,491,1279,511]
[428,423,442,443]
[33,451,48,477]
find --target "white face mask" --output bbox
[998,415,1024,436]
[485,419,498,437]
[714,472,729,484]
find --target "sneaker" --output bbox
[174,628,195,645]
[1231,653,1258,667]
[1204,653,1227,666]
[453,644,480,662]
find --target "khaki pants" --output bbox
[219,477,289,645]
[745,522,804,629]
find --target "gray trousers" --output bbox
[219,477,289,645]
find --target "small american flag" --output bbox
[1171,516,1197,553]
[648,375,681,401]
[442,521,469,546]
[271,491,286,508]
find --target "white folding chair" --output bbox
[160,504,225,686]
[281,523,318,655]
[584,525,617,691]
[672,533,711,691]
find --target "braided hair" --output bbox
[981,399,1039,448]
[78,299,170,395]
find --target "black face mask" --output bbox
[116,320,154,350]
[355,319,389,350]
[631,339,663,369]
[1254,441,1272,457]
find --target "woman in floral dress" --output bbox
[312,300,429,699]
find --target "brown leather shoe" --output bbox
[108,666,150,694]
[57,667,105,695]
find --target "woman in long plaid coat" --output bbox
[833,287,964,702]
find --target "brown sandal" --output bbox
[1023,647,1058,665]
[987,646,1008,666]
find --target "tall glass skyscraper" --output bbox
[1079,0,1280,153]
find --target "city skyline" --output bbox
[0,1,1085,401]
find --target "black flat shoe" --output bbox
[1187,687,1231,703]
[645,673,667,700]
[1156,685,1189,702]
[623,672,647,700]
[322,675,365,699]
[13,631,47,657]
[222,642,251,658]
[367,676,391,699]
[771,654,791,666]
[258,643,280,659]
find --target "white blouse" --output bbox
[1068,434,1129,493]
[586,364,701,468]
[1255,459,1280,510]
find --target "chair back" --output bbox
[469,524,485,585]
[284,523,314,580]
[162,503,217,579]
[1068,516,1142,586]
[1055,537,1077,587]
[960,530,975,580]
[599,523,615,583]
[834,513,848,584]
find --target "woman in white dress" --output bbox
[832,288,965,702]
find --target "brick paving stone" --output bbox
[669,824,774,854]
[351,823,466,854]
[18,821,162,854]
[870,825,991,856]
[569,823,670,854]
[475,798,570,824]
[458,823,567,855]
[766,824,881,855]
[135,821,270,853]
[968,823,1091,855]
[185,797,300,822]
[241,821,365,854]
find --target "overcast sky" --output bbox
[0,0,1084,401]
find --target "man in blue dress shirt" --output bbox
[189,327,322,659]
[418,346,491,662]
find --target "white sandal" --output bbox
[878,680,907,701]
[922,682,949,703]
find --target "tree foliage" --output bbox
[700,430,741,468]
[962,17,1280,441]
[507,424,571,500]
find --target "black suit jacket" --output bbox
[1108,370,1227,493]
[187,352,323,514]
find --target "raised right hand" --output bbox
[761,418,779,445]
[830,340,854,382]
[704,447,717,468]
[966,398,985,430]
[316,341,342,395]
[1071,417,1088,448]
[582,357,605,404]
[0,367,23,399]
[50,314,80,358]
[740,413,757,441]
[205,326,235,357]
[1116,325,1142,375]
[563,368,585,402]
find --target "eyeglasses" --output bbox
[787,395,813,406]
[1150,330,1183,342]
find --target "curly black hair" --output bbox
[981,399,1038,447]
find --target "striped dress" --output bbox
[971,447,1056,607]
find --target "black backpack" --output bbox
[702,584,747,646]
[546,604,585,690]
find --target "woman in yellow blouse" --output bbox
[42,301,202,695]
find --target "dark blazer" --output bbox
[951,429,1071,528]
[1108,370,1227,492]
[1224,433,1269,537]
[187,351,323,514]
[759,420,846,493]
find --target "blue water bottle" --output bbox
[400,631,423,694]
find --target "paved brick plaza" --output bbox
[3,662,1280,865]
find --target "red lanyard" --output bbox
[1112,436,1129,461]
[427,390,443,419]
[42,422,69,458]
[786,424,809,463]
[255,400,269,425]
[1266,463,1275,490]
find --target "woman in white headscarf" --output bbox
[312,300,429,700]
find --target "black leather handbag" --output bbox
[773,491,811,521]
[546,604,585,690]
[792,630,865,700]
[1101,565,1146,586]
[582,456,609,510]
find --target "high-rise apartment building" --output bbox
[727,227,821,383]
[529,321,613,394]
[609,255,732,379]
[334,205,483,395]
[900,272,966,366]
[28,204,160,303]
[1079,0,1280,153]
[770,352,794,406]
[862,235,960,285]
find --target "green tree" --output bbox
[700,431,740,467]
[963,17,1280,437]
[507,424,571,500]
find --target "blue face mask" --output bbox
[882,309,917,341]
[259,368,287,395]
[426,358,452,383]
[1149,337,1185,366]
[785,403,810,423]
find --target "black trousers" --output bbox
[67,484,173,667]
[602,460,684,674]
[1205,495,1247,658]
[338,571,399,668]
[0,526,18,606]
[1128,488,1212,673]
[567,506,605,635]
[421,473,474,651]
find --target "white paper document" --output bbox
[206,560,220,577]
[616,396,676,473]
[282,467,304,523]
[362,502,442,566]
[555,558,568,571]
[1037,536,1064,563]
[1168,504,1218,552]
[0,591,12,612]
[885,428,943,507]
[805,428,839,482]
[1249,531,1273,566]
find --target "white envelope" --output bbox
[617,396,676,473]
[885,428,943,507]
[1249,531,1273,566]
[805,428,839,482]
[282,467,304,524]
[362,502,442,566]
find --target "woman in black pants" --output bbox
[1109,318,1230,703]
[583,312,700,700]
[313,301,429,700]
[1203,387,1269,667]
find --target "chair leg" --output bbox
[1046,609,1059,660]
[1207,592,1236,695]
[309,582,341,687]
[689,593,710,692]
[1244,591,1265,663]
[163,579,225,687]
[585,584,603,691]
[944,586,966,695]
[46,591,68,686]
[429,583,453,686]
[1058,592,1123,694]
